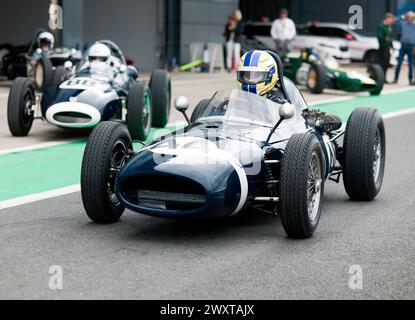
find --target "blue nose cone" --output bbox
[115,149,248,219]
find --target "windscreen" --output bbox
[77,60,114,81]
[198,89,284,127]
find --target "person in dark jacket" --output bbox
[224,10,243,72]
[394,11,415,84]
[377,13,395,82]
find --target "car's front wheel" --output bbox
[343,108,385,201]
[280,133,325,239]
[7,77,35,136]
[51,66,68,88]
[81,122,132,224]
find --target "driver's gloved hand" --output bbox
[265,93,280,103]
[305,110,342,132]
[317,114,343,132]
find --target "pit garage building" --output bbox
[0,0,414,69]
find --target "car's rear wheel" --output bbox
[343,108,385,201]
[149,69,171,128]
[367,64,385,96]
[280,133,325,239]
[127,81,152,141]
[364,50,380,64]
[306,63,326,94]
[34,57,54,91]
[7,77,35,136]
[191,99,210,123]
[81,121,132,224]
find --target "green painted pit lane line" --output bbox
[0,141,84,201]
[0,125,180,202]
[1,88,415,203]
[314,89,415,122]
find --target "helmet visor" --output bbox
[40,39,51,46]
[89,56,108,63]
[237,71,269,84]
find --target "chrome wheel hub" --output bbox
[107,140,129,206]
[142,92,151,133]
[23,92,35,123]
[373,130,382,183]
[307,152,322,222]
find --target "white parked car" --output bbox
[244,22,351,63]
[243,22,399,64]
[297,23,400,64]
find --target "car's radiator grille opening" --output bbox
[121,175,207,211]
[53,112,92,124]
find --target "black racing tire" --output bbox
[149,69,171,128]
[364,50,380,64]
[306,63,326,94]
[280,133,325,239]
[343,108,385,201]
[34,57,53,91]
[127,81,152,141]
[0,45,12,73]
[81,121,132,224]
[191,98,210,123]
[7,77,35,136]
[367,64,385,96]
[51,66,68,88]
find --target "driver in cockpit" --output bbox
[236,50,342,132]
[87,43,114,66]
[83,42,125,87]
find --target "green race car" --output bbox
[283,48,385,95]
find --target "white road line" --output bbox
[311,86,415,106]
[311,96,354,106]
[381,86,415,95]
[382,107,415,119]
[0,139,83,155]
[0,184,80,210]
[0,126,185,155]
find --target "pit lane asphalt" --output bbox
[0,112,414,300]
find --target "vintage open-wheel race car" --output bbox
[80,52,385,239]
[7,40,171,141]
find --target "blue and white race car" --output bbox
[7,40,171,140]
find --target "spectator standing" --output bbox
[270,8,296,57]
[377,13,395,82]
[224,10,243,72]
[394,12,415,84]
